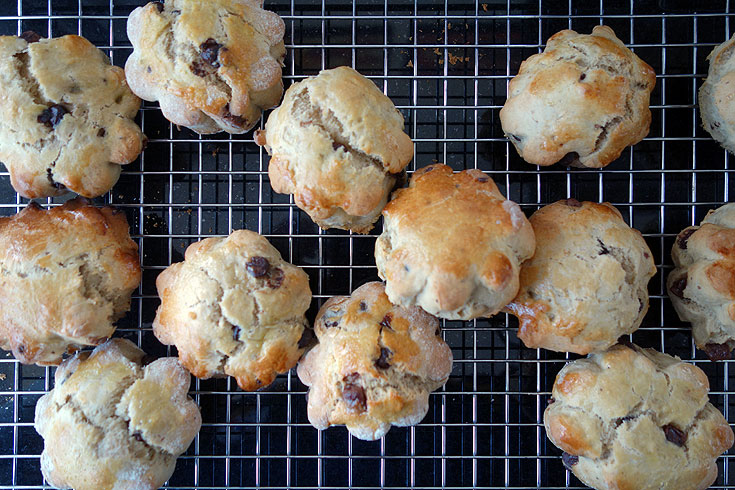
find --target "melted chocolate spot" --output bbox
[17,345,25,354]
[97,128,106,137]
[476,176,489,182]
[332,142,345,151]
[677,228,696,250]
[379,314,392,330]
[298,328,315,349]
[359,301,367,312]
[325,320,339,328]
[342,374,366,412]
[703,343,732,361]
[565,198,583,208]
[246,256,270,278]
[200,38,223,68]
[597,238,610,255]
[712,121,722,129]
[152,1,164,12]
[579,73,586,81]
[266,268,284,289]
[561,452,578,470]
[46,168,65,191]
[374,347,392,369]
[669,275,688,300]
[508,133,522,143]
[222,104,247,127]
[133,432,144,442]
[663,424,687,446]
[38,104,68,128]
[20,31,42,43]
[190,61,208,77]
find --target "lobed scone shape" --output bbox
[668,203,735,360]
[375,164,535,320]
[506,199,656,354]
[153,229,312,391]
[0,33,144,198]
[125,0,285,134]
[544,343,734,490]
[0,198,141,366]
[700,34,735,153]
[35,339,202,490]
[255,66,414,233]
[500,25,655,169]
[297,282,452,441]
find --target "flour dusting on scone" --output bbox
[506,199,656,354]
[700,34,735,153]
[34,339,202,490]
[255,66,414,233]
[297,282,452,441]
[500,25,655,168]
[153,229,312,391]
[375,164,535,320]
[0,198,141,366]
[544,343,733,490]
[0,33,144,198]
[125,0,285,134]
[668,203,735,360]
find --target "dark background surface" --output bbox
[0,0,733,488]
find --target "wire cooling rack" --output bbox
[0,0,734,488]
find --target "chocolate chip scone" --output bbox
[35,339,201,490]
[544,343,733,490]
[668,203,735,361]
[374,164,535,320]
[255,66,413,233]
[297,282,452,441]
[506,199,656,354]
[125,0,285,134]
[0,198,141,366]
[500,25,655,168]
[153,229,312,391]
[699,34,735,152]
[0,32,144,198]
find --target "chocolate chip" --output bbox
[222,104,247,127]
[379,314,392,330]
[266,268,284,289]
[644,252,650,259]
[547,397,555,405]
[662,424,687,446]
[325,320,339,328]
[561,452,578,470]
[233,326,241,340]
[703,343,732,361]
[579,73,586,81]
[17,345,25,354]
[508,133,522,143]
[669,275,688,300]
[246,256,270,278]
[46,168,65,191]
[614,415,636,427]
[677,228,696,250]
[558,152,580,167]
[200,38,223,68]
[713,121,722,129]
[359,301,367,311]
[298,328,315,349]
[476,176,489,182]
[342,374,366,412]
[565,198,583,208]
[374,347,392,369]
[190,61,208,77]
[152,1,164,12]
[38,104,68,128]
[332,142,345,151]
[435,328,440,336]
[20,31,42,43]
[97,128,106,137]
[133,432,144,442]
[597,238,610,255]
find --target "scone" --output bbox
[153,229,312,391]
[668,203,735,360]
[35,339,202,490]
[700,34,735,152]
[297,281,452,441]
[125,0,285,134]
[254,66,413,233]
[0,198,141,366]
[506,199,656,354]
[374,164,535,320]
[500,25,656,168]
[0,32,144,198]
[544,343,734,490]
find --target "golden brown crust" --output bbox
[375,164,535,320]
[0,198,141,365]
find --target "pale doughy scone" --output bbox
[0,198,141,366]
[374,164,535,320]
[500,25,655,168]
[125,0,285,134]
[506,199,656,354]
[35,338,202,490]
[255,66,413,233]
[668,203,735,361]
[297,281,452,441]
[544,343,734,490]
[700,34,735,152]
[153,229,312,391]
[0,32,144,198]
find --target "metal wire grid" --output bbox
[0,0,734,488]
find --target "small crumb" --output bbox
[482,3,488,11]
[0,373,5,381]
[407,60,413,68]
[448,23,452,29]
[433,48,441,56]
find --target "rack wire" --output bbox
[0,0,733,488]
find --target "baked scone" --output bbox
[297,281,452,441]
[125,0,285,134]
[0,198,141,366]
[255,66,413,233]
[506,199,656,354]
[153,229,312,391]
[668,203,735,361]
[499,25,656,168]
[35,338,202,490]
[700,34,735,152]
[374,164,535,320]
[544,343,734,490]
[0,32,144,198]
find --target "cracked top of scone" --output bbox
[297,281,452,441]
[153,229,312,391]
[544,343,734,490]
[255,66,414,233]
[699,34,735,153]
[499,25,655,168]
[125,0,285,134]
[34,338,202,490]
[0,33,144,198]
[506,199,656,355]
[668,203,735,361]
[0,198,141,366]
[374,164,535,320]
